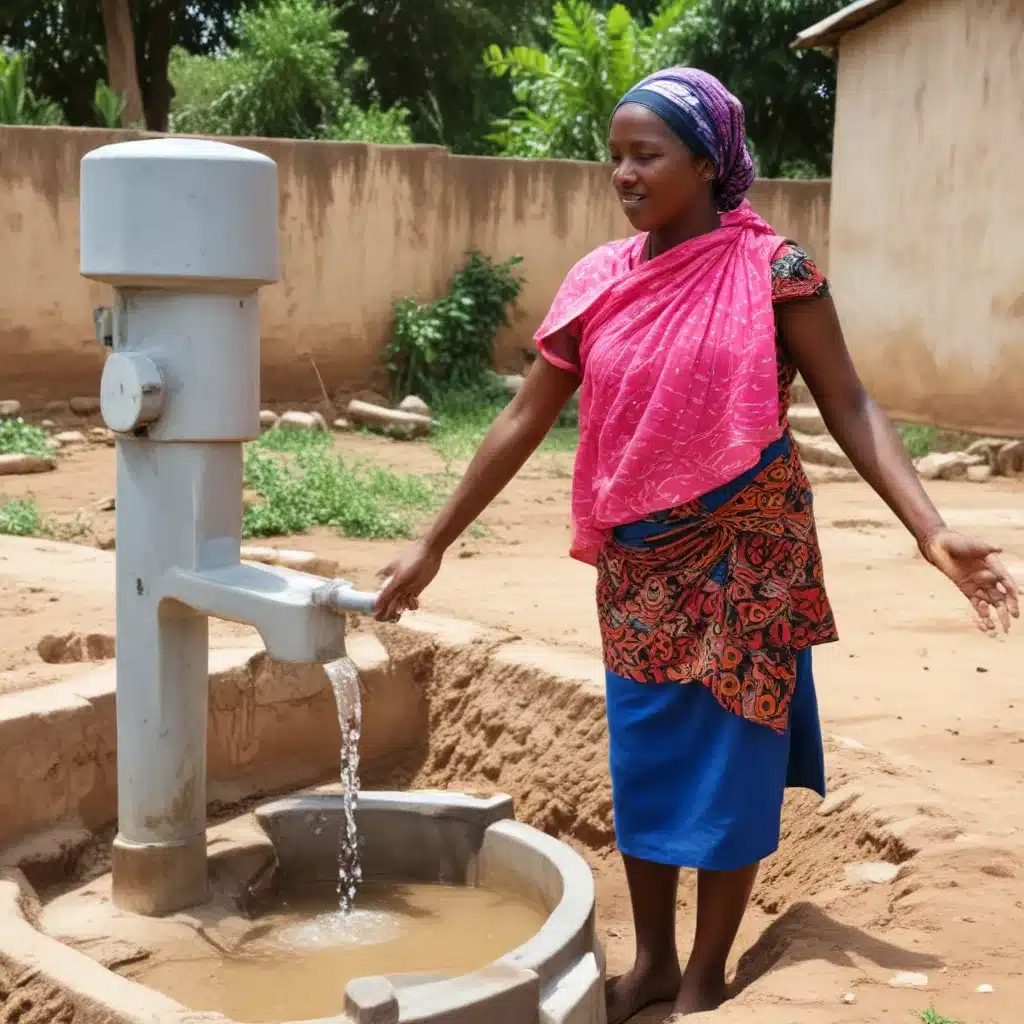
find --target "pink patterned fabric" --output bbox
[535,202,787,565]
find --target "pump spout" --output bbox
[160,563,379,663]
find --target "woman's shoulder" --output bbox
[770,239,830,302]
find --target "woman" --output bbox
[374,68,1018,1019]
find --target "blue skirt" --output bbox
[606,650,826,872]
[604,433,827,871]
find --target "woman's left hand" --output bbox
[920,529,1020,633]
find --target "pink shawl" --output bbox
[535,202,787,565]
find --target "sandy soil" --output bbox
[3,433,1023,1022]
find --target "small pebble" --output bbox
[976,983,994,993]
[841,991,857,1004]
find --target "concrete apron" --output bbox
[0,614,608,1024]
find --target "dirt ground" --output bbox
[2,432,1023,1023]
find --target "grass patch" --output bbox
[242,429,442,540]
[430,387,579,468]
[0,418,50,458]
[918,1010,965,1024]
[0,497,44,536]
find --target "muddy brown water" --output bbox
[119,882,548,1023]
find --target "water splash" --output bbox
[323,656,362,913]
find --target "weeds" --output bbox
[918,1010,965,1024]
[0,418,51,458]
[242,429,441,540]
[0,497,44,536]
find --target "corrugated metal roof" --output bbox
[793,0,906,49]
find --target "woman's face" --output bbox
[608,103,715,233]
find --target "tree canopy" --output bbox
[1,0,848,174]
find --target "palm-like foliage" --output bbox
[0,52,63,125]
[484,0,696,161]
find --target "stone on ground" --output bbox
[0,400,21,418]
[259,409,279,429]
[398,395,430,417]
[54,430,87,448]
[0,454,55,476]
[346,400,433,438]
[69,396,101,416]
[916,451,985,481]
[240,545,339,578]
[995,439,1024,476]
[332,417,352,432]
[276,410,327,432]
[794,432,854,470]
[788,404,828,436]
[844,861,900,885]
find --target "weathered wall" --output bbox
[0,126,830,409]
[830,0,1024,436]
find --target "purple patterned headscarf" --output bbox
[614,67,755,212]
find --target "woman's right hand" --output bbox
[374,539,443,621]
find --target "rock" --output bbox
[0,454,55,476]
[841,992,857,1005]
[259,410,279,429]
[43,400,68,414]
[37,632,115,664]
[240,545,340,578]
[69,396,101,416]
[995,439,1024,477]
[967,464,993,483]
[501,374,525,396]
[787,404,828,436]
[346,400,434,439]
[915,451,985,481]
[790,375,813,406]
[40,419,55,429]
[0,400,21,418]
[845,861,901,885]
[276,411,326,431]
[332,417,352,432]
[54,430,88,448]
[793,433,853,469]
[888,972,928,988]
[89,427,115,445]
[976,983,994,994]
[94,496,115,513]
[966,437,1005,464]
[398,395,431,417]
[802,464,860,485]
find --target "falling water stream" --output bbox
[324,656,363,914]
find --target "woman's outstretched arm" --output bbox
[778,296,1019,633]
[374,353,580,620]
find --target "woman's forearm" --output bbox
[821,391,947,545]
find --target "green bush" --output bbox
[386,252,524,402]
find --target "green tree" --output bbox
[168,0,411,143]
[332,0,548,153]
[0,51,63,125]
[673,0,849,177]
[0,0,244,131]
[484,0,697,161]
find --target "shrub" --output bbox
[386,252,524,402]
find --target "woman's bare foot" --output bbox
[605,961,682,1024]
[669,967,727,1017]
